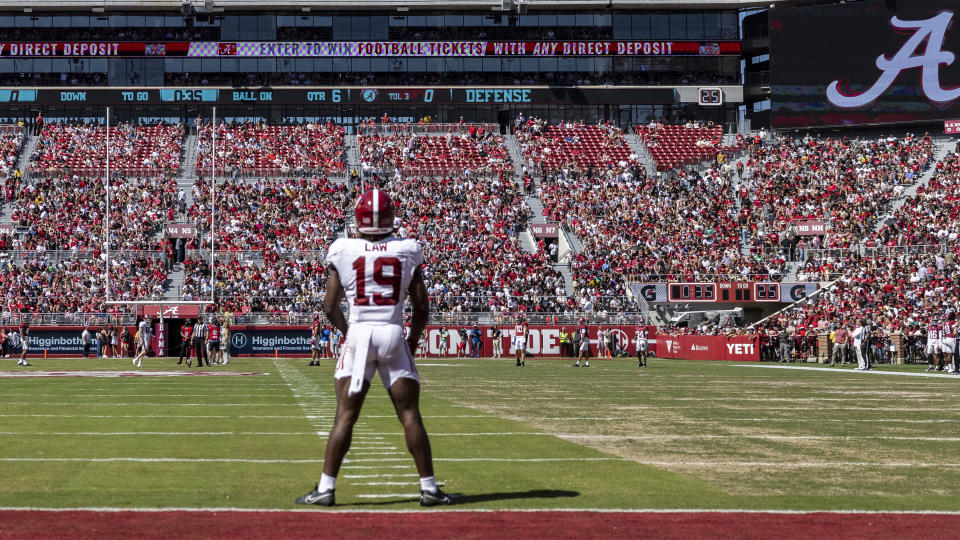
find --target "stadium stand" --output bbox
[516,117,638,177]
[357,123,513,177]
[635,121,745,171]
[29,122,183,177]
[0,126,24,178]
[389,174,566,314]
[0,254,167,313]
[195,122,346,178]
[738,133,934,260]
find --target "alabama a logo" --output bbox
[827,12,960,108]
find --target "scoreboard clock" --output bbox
[698,87,723,106]
[669,283,716,302]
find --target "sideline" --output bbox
[736,364,959,379]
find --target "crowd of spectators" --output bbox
[387,175,566,314]
[7,175,177,252]
[196,121,346,177]
[737,133,933,266]
[30,122,184,176]
[186,176,349,251]
[0,128,24,178]
[0,253,167,313]
[180,254,327,314]
[868,149,960,249]
[180,176,349,310]
[358,125,513,177]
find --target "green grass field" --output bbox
[1,357,959,511]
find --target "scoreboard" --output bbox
[635,282,819,304]
[0,87,680,106]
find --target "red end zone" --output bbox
[1,510,957,539]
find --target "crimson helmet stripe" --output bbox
[355,188,395,234]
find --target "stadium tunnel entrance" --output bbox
[165,319,188,359]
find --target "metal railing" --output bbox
[357,123,501,136]
[0,250,166,262]
[226,311,646,326]
[194,164,348,179]
[623,272,786,283]
[0,312,136,327]
[182,249,328,262]
[804,244,949,261]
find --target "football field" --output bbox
[2,356,960,536]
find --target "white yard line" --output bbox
[0,432,317,436]
[737,365,960,379]
[1,507,957,515]
[0,457,621,464]
[557,434,960,442]
[633,461,960,468]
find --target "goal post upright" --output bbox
[105,106,111,305]
[210,106,216,309]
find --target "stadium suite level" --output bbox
[0,7,743,127]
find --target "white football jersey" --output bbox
[326,236,424,325]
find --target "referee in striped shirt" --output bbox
[193,319,209,367]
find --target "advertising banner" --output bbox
[18,327,135,356]
[725,335,760,362]
[632,283,669,303]
[678,335,727,361]
[226,324,654,357]
[655,334,682,359]
[656,334,760,361]
[139,304,203,319]
[780,282,819,303]
[228,328,313,356]
[946,120,960,134]
[0,40,741,58]
[771,1,960,128]
[153,321,166,357]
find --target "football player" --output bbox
[635,325,649,368]
[514,315,528,366]
[573,318,590,367]
[295,188,451,508]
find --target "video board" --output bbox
[771,0,960,128]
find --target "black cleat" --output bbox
[419,489,453,507]
[295,485,335,507]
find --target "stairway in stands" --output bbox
[503,134,525,179]
[625,132,657,177]
[344,133,360,177]
[0,132,38,224]
[164,268,186,301]
[874,138,953,232]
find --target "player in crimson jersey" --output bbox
[296,188,451,508]
[513,315,528,366]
